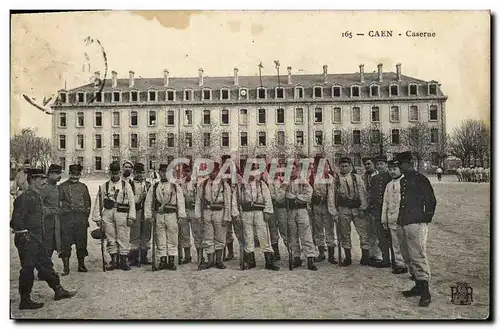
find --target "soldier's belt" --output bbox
[205,203,224,211]
[103,198,116,210]
[185,202,195,210]
[287,200,308,210]
[116,203,130,213]
[311,195,326,205]
[336,198,361,209]
[241,203,266,212]
[135,202,144,210]
[274,202,287,209]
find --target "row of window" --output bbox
[57,105,440,129]
[58,127,440,151]
[61,83,439,104]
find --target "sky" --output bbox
[10,10,490,138]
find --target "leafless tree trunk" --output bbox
[400,122,432,171]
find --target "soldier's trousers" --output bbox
[337,207,371,250]
[288,208,316,258]
[180,209,203,249]
[155,212,179,257]
[268,206,287,245]
[102,209,130,256]
[388,221,412,269]
[201,209,227,254]
[367,213,383,259]
[130,209,152,251]
[14,233,60,300]
[42,214,60,259]
[60,212,89,258]
[241,210,273,253]
[370,212,390,258]
[312,203,337,248]
[225,221,235,244]
[401,223,430,281]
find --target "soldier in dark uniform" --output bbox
[11,169,77,310]
[58,164,92,275]
[40,164,63,260]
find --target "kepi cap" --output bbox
[109,161,121,173]
[387,160,400,168]
[339,156,352,164]
[28,168,47,179]
[374,155,388,163]
[395,151,413,163]
[69,164,82,173]
[47,164,62,174]
[134,163,145,173]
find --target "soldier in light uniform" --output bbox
[11,160,31,197]
[267,168,288,261]
[122,160,134,184]
[128,163,152,266]
[92,161,136,271]
[221,155,237,262]
[40,164,63,260]
[58,164,92,275]
[456,166,463,182]
[327,157,370,267]
[195,162,233,270]
[144,163,186,270]
[286,162,318,271]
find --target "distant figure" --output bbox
[436,167,443,182]
[11,160,31,197]
[456,166,463,182]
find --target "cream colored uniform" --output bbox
[311,175,337,248]
[129,179,151,251]
[92,178,136,256]
[179,179,202,249]
[268,179,289,246]
[144,180,186,258]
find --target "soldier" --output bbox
[436,166,443,182]
[221,155,236,262]
[267,167,288,261]
[195,162,233,270]
[92,161,136,271]
[122,160,134,183]
[233,166,280,271]
[58,164,92,275]
[395,151,436,307]
[128,163,152,266]
[456,166,463,182]
[11,160,31,197]
[310,157,338,264]
[327,157,370,266]
[40,164,63,260]
[144,163,186,270]
[362,157,383,265]
[367,155,392,268]
[11,168,76,310]
[286,162,318,271]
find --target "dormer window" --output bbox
[130,91,139,102]
[94,92,102,103]
[202,89,212,101]
[77,92,85,103]
[390,84,399,96]
[295,86,304,99]
[112,91,121,102]
[148,90,157,102]
[221,88,230,100]
[429,83,438,95]
[351,85,360,97]
[313,86,323,98]
[370,84,380,97]
[59,92,68,103]
[166,90,175,101]
[239,88,248,100]
[184,89,193,101]
[276,87,285,99]
[409,83,418,96]
[258,87,267,100]
[332,86,341,97]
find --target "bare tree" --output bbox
[400,122,432,171]
[448,119,490,167]
[192,123,223,160]
[10,128,53,170]
[358,123,391,157]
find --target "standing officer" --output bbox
[396,151,436,307]
[128,163,152,266]
[362,157,383,265]
[58,164,92,275]
[144,163,186,270]
[40,164,63,260]
[92,161,136,271]
[328,157,370,266]
[11,168,76,310]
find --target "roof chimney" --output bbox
[234,68,239,86]
[112,71,117,88]
[359,64,365,83]
[322,65,328,83]
[164,70,170,87]
[198,68,204,86]
[129,71,135,88]
[93,71,101,88]
[377,63,383,82]
[396,63,402,81]
[287,66,292,85]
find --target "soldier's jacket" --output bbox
[10,187,44,238]
[144,180,186,219]
[398,170,436,226]
[285,180,313,203]
[368,171,392,216]
[362,170,378,191]
[92,178,136,222]
[326,172,368,216]
[130,179,151,204]
[233,179,274,216]
[195,178,232,222]
[58,180,92,215]
[268,179,288,204]
[40,182,61,217]
[180,179,197,207]
[311,173,334,202]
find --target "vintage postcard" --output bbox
[9,10,490,320]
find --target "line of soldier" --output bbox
[456,165,490,183]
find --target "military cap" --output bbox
[28,168,47,179]
[47,164,63,174]
[221,155,231,162]
[24,160,31,165]
[109,161,121,173]
[362,157,373,164]
[395,151,413,163]
[122,159,134,167]
[159,164,168,171]
[387,160,400,168]
[69,164,82,173]
[339,156,352,164]
[374,155,388,163]
[134,163,145,173]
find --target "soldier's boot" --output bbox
[340,248,352,267]
[248,252,256,269]
[327,247,338,264]
[315,246,326,262]
[293,257,303,268]
[393,266,409,274]
[224,242,235,261]
[19,297,44,310]
[271,243,281,261]
[375,248,391,268]
[159,256,168,270]
[106,254,119,271]
[199,253,214,270]
[61,257,70,276]
[181,248,192,264]
[119,255,131,271]
[140,250,151,265]
[128,250,139,267]
[402,280,423,297]
[215,249,226,269]
[240,251,249,270]
[307,257,318,271]
[77,257,88,273]
[360,249,370,266]
[264,252,280,271]
[419,281,432,307]
[166,256,177,270]
[53,285,77,301]
[196,248,206,265]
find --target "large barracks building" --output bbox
[51,63,447,172]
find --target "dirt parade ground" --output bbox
[9,175,490,320]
